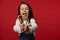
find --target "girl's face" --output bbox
[20,4,29,20]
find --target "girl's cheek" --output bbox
[26,10,29,13]
[21,10,23,13]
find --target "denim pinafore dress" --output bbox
[19,31,35,40]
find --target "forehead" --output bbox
[20,4,28,8]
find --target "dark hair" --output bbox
[18,2,34,23]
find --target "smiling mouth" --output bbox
[23,13,27,16]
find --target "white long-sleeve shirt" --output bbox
[13,18,38,33]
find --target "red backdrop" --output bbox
[0,0,60,40]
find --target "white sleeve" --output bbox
[28,18,38,32]
[13,18,22,33]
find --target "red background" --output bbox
[0,0,60,40]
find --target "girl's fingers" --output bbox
[20,24,28,31]
[20,24,23,26]
[20,24,25,29]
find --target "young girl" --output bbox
[13,2,38,40]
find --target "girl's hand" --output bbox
[20,23,28,32]
[24,25,29,32]
[24,24,27,31]
[20,24,25,31]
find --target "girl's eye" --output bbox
[21,8,24,10]
[25,8,29,10]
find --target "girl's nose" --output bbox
[23,9,26,12]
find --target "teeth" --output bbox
[23,13,26,15]
[23,13,24,14]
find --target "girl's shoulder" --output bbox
[15,18,20,22]
[30,18,36,23]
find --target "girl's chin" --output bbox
[22,17,28,19]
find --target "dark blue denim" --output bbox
[19,32,35,40]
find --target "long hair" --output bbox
[18,2,34,23]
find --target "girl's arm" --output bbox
[28,18,38,32]
[13,18,23,33]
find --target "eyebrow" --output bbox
[20,7,29,9]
